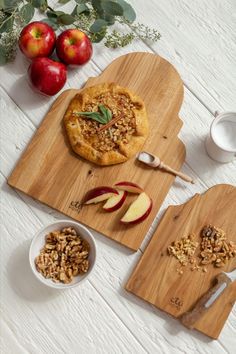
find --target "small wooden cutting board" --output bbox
[8,52,186,251]
[126,184,236,338]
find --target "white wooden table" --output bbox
[1,1,236,353]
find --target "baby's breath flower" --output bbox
[0,10,5,22]
[105,31,135,49]
[0,1,161,65]
[0,29,19,63]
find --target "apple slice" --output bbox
[103,190,127,212]
[121,192,152,224]
[114,181,143,194]
[83,186,118,205]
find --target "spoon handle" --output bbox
[161,163,195,184]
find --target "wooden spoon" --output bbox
[137,151,195,184]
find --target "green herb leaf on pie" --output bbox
[98,104,112,122]
[75,104,113,125]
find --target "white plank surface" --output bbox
[0,1,236,353]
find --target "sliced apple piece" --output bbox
[103,190,127,212]
[83,186,118,205]
[114,181,143,194]
[121,192,152,224]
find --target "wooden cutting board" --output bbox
[8,52,186,251]
[126,184,236,338]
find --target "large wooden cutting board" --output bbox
[8,52,186,251]
[126,184,236,338]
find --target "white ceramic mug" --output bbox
[205,111,236,163]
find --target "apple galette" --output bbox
[63,82,148,165]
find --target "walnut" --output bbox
[167,225,236,274]
[200,225,236,268]
[35,227,90,284]
[79,91,137,152]
[167,234,199,271]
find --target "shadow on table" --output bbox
[7,240,60,303]
[8,76,50,110]
[4,51,29,76]
[186,133,236,180]
[118,260,213,344]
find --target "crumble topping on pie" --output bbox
[78,92,138,152]
[64,82,148,165]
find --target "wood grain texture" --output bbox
[3,86,233,354]
[1,1,236,352]
[2,58,236,354]
[126,184,236,338]
[8,52,186,251]
[1,175,146,354]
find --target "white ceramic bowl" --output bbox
[29,220,96,289]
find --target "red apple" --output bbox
[115,181,143,194]
[83,186,118,205]
[121,192,152,224]
[19,21,56,59]
[56,29,92,65]
[28,58,67,96]
[103,190,127,212]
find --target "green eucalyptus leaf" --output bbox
[4,0,18,5]
[55,10,65,16]
[91,0,102,12]
[47,10,64,18]
[71,5,77,16]
[41,17,59,30]
[58,14,75,25]
[0,0,4,10]
[77,3,89,14]
[100,13,115,25]
[101,1,123,16]
[0,14,13,32]
[2,0,18,10]
[116,0,136,22]
[31,0,46,8]
[40,0,48,12]
[0,45,7,65]
[90,18,107,33]
[20,4,35,23]
[59,0,71,4]
[71,4,89,17]
[46,10,57,18]
[75,0,89,3]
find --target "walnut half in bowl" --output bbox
[29,221,96,289]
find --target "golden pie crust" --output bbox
[63,82,148,165]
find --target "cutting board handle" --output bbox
[180,273,231,329]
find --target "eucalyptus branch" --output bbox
[0,0,161,65]
[0,6,18,30]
